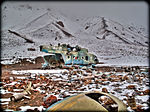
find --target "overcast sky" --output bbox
[2,1,148,31]
[49,1,148,30]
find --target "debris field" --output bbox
[0,66,149,111]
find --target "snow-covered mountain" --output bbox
[1,4,149,66]
[17,11,81,44]
[81,16,148,46]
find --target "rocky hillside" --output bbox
[1,4,148,66]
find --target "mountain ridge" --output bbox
[1,9,148,66]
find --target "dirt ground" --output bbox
[1,58,123,73]
[1,58,149,111]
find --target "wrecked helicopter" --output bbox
[40,44,99,69]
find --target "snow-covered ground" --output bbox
[1,2,149,112]
[1,68,149,111]
[1,2,149,67]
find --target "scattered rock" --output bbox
[126,85,136,89]
[102,88,108,93]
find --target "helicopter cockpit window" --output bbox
[44,56,49,61]
[94,56,98,62]
[44,55,54,63]
[85,56,88,61]
[94,57,98,61]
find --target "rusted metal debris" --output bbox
[1,66,149,111]
[42,95,57,108]
[10,81,32,101]
[126,94,136,110]
[46,91,127,112]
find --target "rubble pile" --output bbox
[0,67,149,111]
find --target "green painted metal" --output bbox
[40,44,99,68]
[46,91,127,111]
